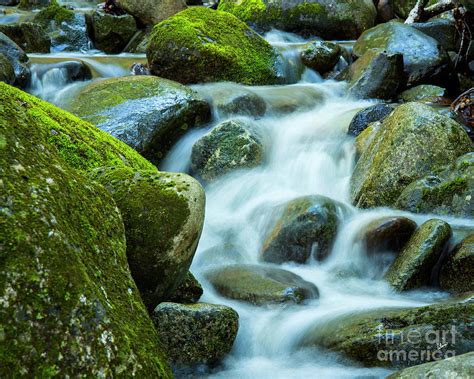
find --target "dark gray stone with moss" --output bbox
[205,264,319,305]
[384,219,452,291]
[0,32,30,87]
[146,7,282,85]
[440,234,474,294]
[398,85,446,103]
[152,302,239,366]
[0,22,50,53]
[0,82,171,377]
[300,40,341,74]
[351,103,472,209]
[166,272,203,304]
[348,104,394,137]
[90,10,137,54]
[69,75,211,163]
[0,53,15,84]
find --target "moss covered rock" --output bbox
[440,234,474,294]
[205,264,319,306]
[300,300,474,368]
[398,85,446,103]
[90,166,205,310]
[146,7,281,85]
[212,87,267,118]
[384,219,452,291]
[0,53,15,85]
[90,10,137,54]
[166,272,203,304]
[69,75,210,163]
[300,40,341,74]
[0,22,50,53]
[152,302,239,366]
[118,0,187,26]
[0,84,171,377]
[261,195,346,263]
[218,0,377,40]
[191,119,264,182]
[0,32,30,87]
[395,153,474,218]
[350,103,472,209]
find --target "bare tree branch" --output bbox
[405,0,429,24]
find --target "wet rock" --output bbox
[0,32,30,87]
[205,264,319,305]
[300,40,341,74]
[90,9,136,54]
[359,216,417,255]
[152,302,239,366]
[377,0,395,22]
[261,195,345,263]
[347,104,394,137]
[353,21,452,88]
[384,219,452,291]
[345,48,403,100]
[411,18,457,52]
[166,272,203,304]
[213,88,267,118]
[146,7,281,85]
[300,300,474,368]
[440,234,474,294]
[395,153,474,218]
[90,167,205,310]
[118,0,187,26]
[0,53,15,84]
[0,81,171,377]
[398,85,446,103]
[35,60,92,83]
[0,22,50,53]
[218,0,377,40]
[388,352,474,378]
[69,75,210,163]
[191,119,264,182]
[0,0,19,5]
[350,103,472,209]
[354,120,382,159]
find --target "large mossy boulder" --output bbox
[0,82,171,376]
[191,119,264,182]
[146,7,281,85]
[261,195,346,263]
[300,300,474,368]
[90,10,137,54]
[350,103,472,209]
[395,153,474,218]
[353,21,452,88]
[91,166,205,310]
[0,32,30,87]
[440,234,474,294]
[69,75,210,163]
[118,0,187,26]
[152,302,239,366]
[217,0,377,40]
[384,219,452,291]
[205,264,319,305]
[0,22,50,53]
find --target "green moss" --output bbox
[34,0,75,27]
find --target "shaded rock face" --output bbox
[347,104,393,137]
[0,22,51,53]
[388,352,474,379]
[353,21,452,88]
[261,195,345,263]
[398,84,446,103]
[191,119,264,182]
[118,0,187,26]
[395,153,474,218]
[384,219,452,291]
[440,234,474,294]
[350,102,472,209]
[300,300,474,368]
[90,167,206,310]
[152,302,239,366]
[411,18,457,52]
[205,264,319,305]
[34,60,92,83]
[69,75,211,163]
[218,0,377,40]
[147,7,282,85]
[0,53,15,84]
[213,89,267,118]
[90,10,137,54]
[166,272,203,304]
[0,82,171,377]
[0,0,19,5]
[345,48,403,100]
[0,32,30,87]
[300,40,341,74]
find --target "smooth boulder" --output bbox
[301,40,341,74]
[350,102,472,208]
[90,10,137,54]
[398,85,446,103]
[384,219,452,291]
[69,75,210,163]
[0,22,50,53]
[0,32,30,87]
[166,272,203,304]
[347,104,393,137]
[146,7,281,85]
[440,234,474,294]
[117,0,187,25]
[205,264,319,305]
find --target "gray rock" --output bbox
[0,32,30,87]
[347,104,394,137]
[166,272,203,304]
[0,53,15,85]
[301,40,342,74]
[118,0,187,26]
[440,234,474,294]
[0,22,50,53]
[213,89,267,118]
[398,85,446,103]
[412,18,457,52]
[90,10,137,54]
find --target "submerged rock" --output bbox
[384,219,452,291]
[91,167,205,310]
[118,0,187,26]
[34,60,92,83]
[69,75,210,163]
[212,88,267,118]
[90,10,137,54]
[440,234,474,294]
[398,85,446,103]
[146,7,281,85]
[0,22,50,53]
[0,82,171,377]
[0,32,30,87]
[166,272,203,304]
[205,264,319,305]
[152,302,239,366]
[261,195,345,263]
[218,0,377,40]
[350,103,472,209]
[347,104,394,137]
[300,40,341,74]
[191,119,264,182]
